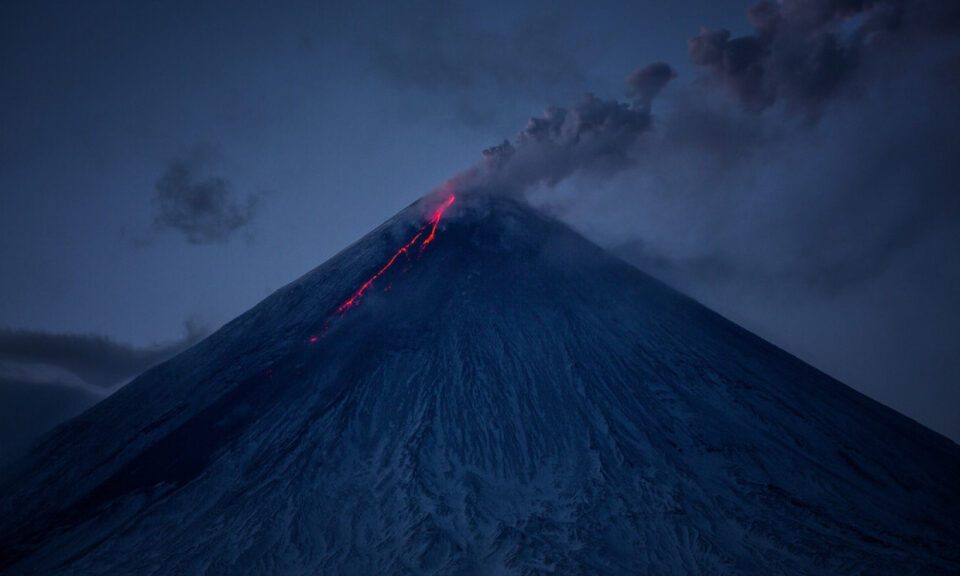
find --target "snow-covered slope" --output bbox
[1,194,958,575]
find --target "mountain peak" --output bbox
[1,193,959,574]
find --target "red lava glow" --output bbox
[420,194,456,253]
[328,194,456,322]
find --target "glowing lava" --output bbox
[332,195,456,318]
[420,194,456,253]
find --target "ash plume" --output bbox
[438,0,959,299]
[440,66,676,200]
[627,62,677,107]
[688,0,960,118]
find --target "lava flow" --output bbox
[330,194,456,319]
[420,194,455,253]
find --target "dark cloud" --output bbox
[490,1,957,302]
[154,155,260,244]
[0,322,207,461]
[433,1,959,317]
[445,8,957,302]
[594,48,960,296]
[0,321,205,390]
[626,62,677,107]
[688,0,960,118]
[452,87,661,199]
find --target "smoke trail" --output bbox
[440,65,675,200]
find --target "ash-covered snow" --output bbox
[1,195,958,575]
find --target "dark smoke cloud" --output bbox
[449,78,674,198]
[595,46,960,297]
[626,62,677,107]
[688,0,960,118]
[154,154,260,244]
[449,0,959,299]
[0,321,205,390]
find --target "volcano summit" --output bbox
[1,194,958,574]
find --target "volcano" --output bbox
[1,194,958,575]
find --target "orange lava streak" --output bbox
[335,231,423,314]
[331,194,456,318]
[420,194,456,253]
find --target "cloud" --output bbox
[626,62,677,107]
[438,0,958,304]
[586,50,960,298]
[467,0,957,300]
[0,320,206,390]
[447,84,665,200]
[153,153,260,244]
[687,0,960,118]
[434,1,957,299]
[0,321,207,461]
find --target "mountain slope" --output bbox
[1,194,958,575]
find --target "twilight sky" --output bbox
[1,0,958,456]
